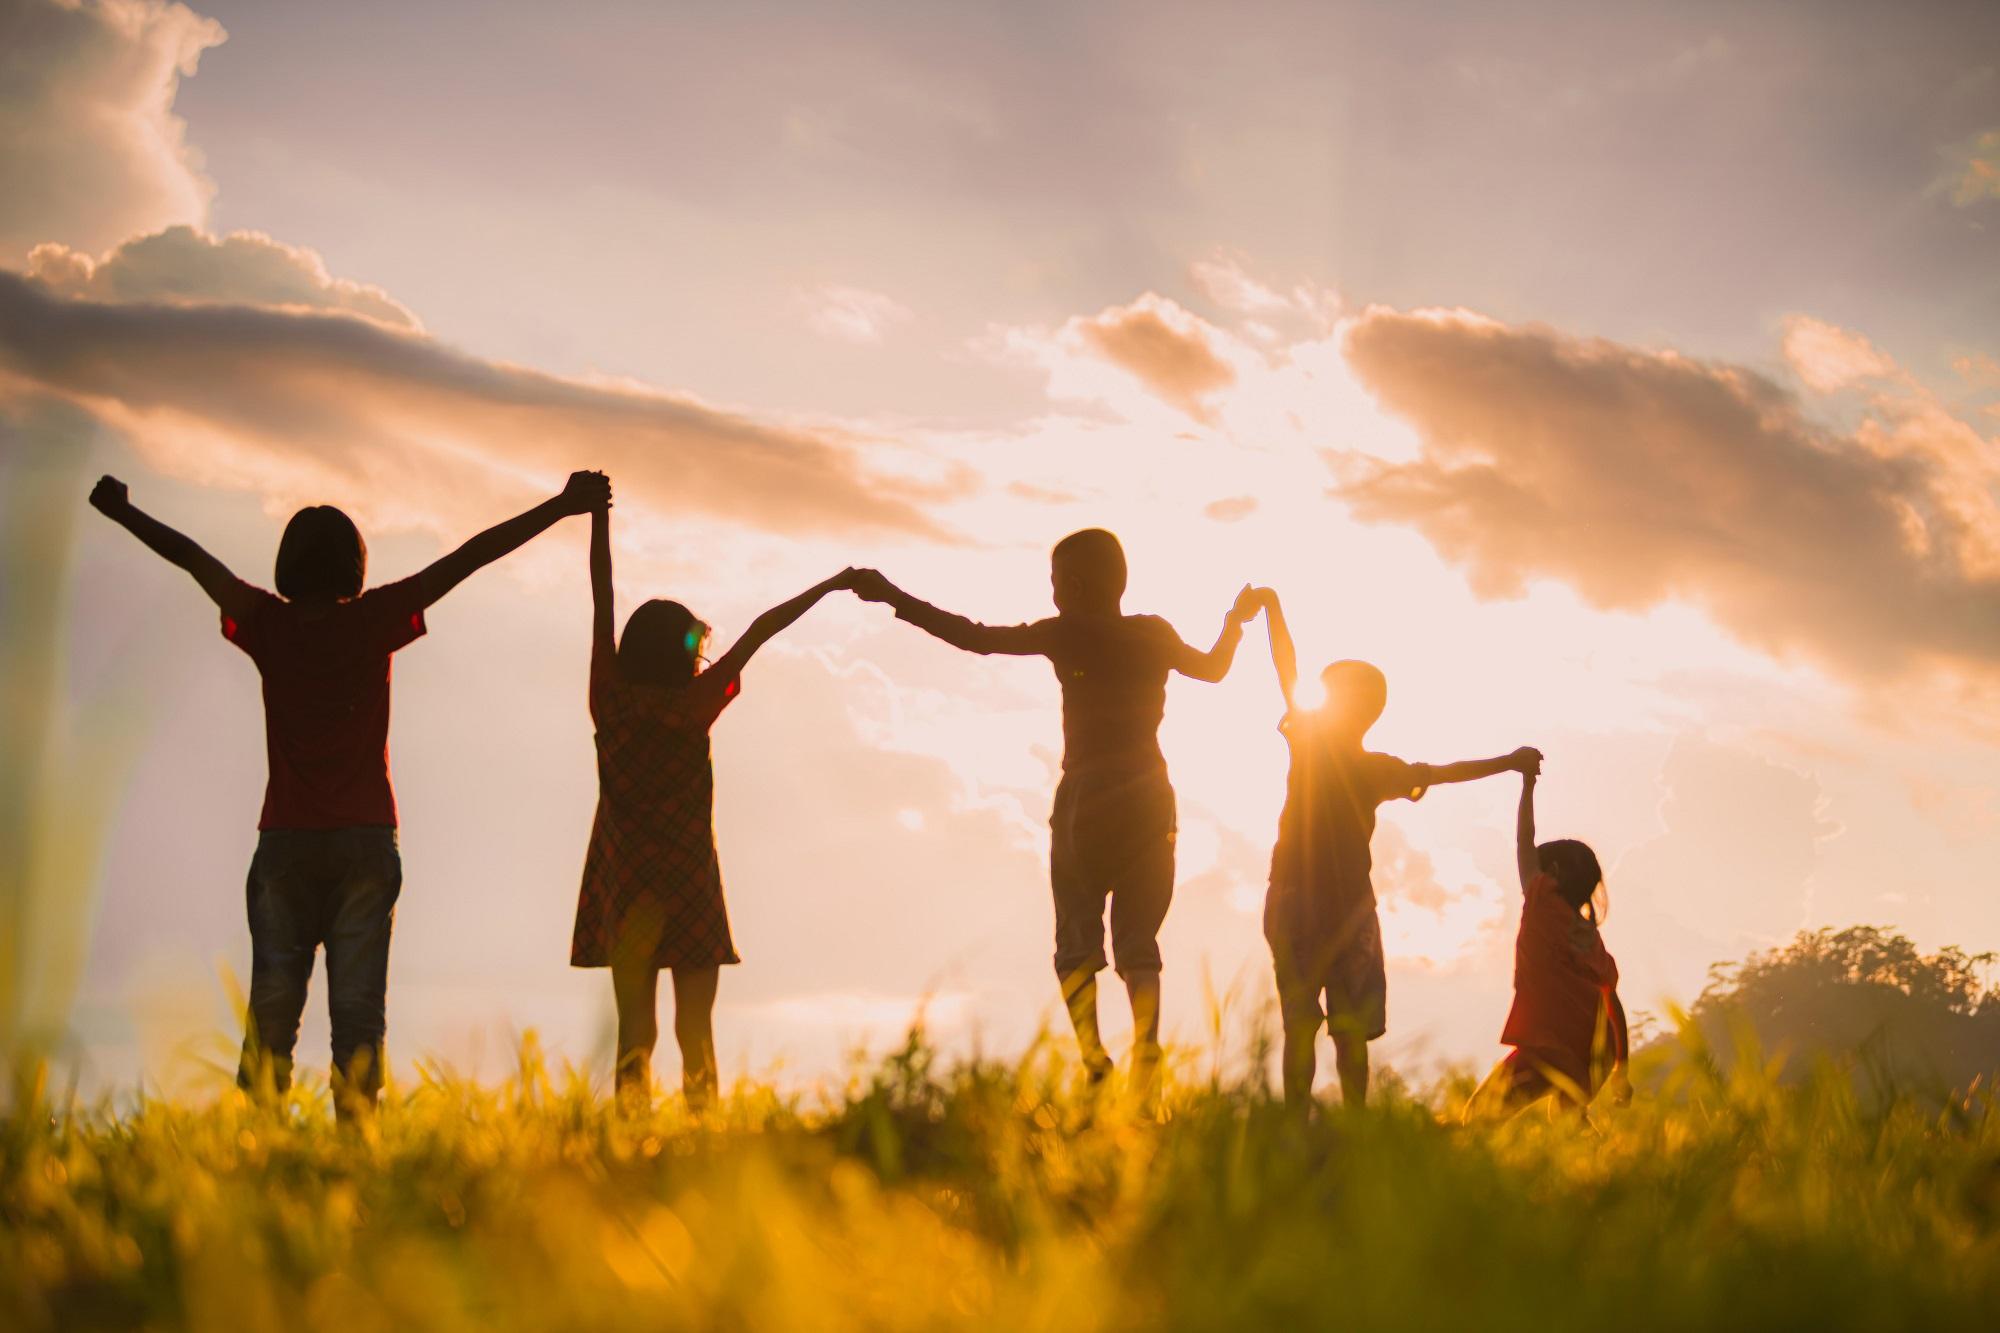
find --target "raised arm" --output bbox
[89,476,259,621]
[1258,587,1298,708]
[705,569,858,683]
[853,571,1055,657]
[589,501,615,660]
[416,470,609,607]
[1516,768,1540,892]
[1172,584,1260,683]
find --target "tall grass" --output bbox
[3,1024,1996,1331]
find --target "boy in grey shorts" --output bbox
[1252,588,1538,1109]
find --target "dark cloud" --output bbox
[1339,307,2000,680]
[0,271,960,540]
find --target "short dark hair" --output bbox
[619,599,704,684]
[1051,528,1127,600]
[1322,659,1388,730]
[1538,839,1605,921]
[274,506,365,601]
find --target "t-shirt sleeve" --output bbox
[678,668,743,731]
[219,581,282,659]
[1147,615,1202,672]
[1375,755,1432,803]
[358,576,429,655]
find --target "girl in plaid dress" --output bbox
[575,495,857,1107]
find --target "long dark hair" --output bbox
[275,506,365,601]
[618,599,706,685]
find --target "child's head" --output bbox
[275,506,366,601]
[1317,659,1388,740]
[1050,528,1127,614]
[1537,838,1606,924]
[619,599,709,684]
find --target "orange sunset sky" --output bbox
[4,0,2000,1095]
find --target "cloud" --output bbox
[0,0,224,259]
[1780,315,1897,394]
[25,226,420,329]
[1337,307,2000,682]
[0,271,960,542]
[1061,294,1236,423]
[1943,128,2000,207]
[803,284,913,344]
[1203,495,1257,522]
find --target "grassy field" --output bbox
[3,1027,1998,1332]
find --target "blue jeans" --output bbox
[237,828,402,1108]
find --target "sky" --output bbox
[3,0,1999,1098]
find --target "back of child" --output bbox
[573,500,858,1108]
[91,471,606,1120]
[854,531,1258,1083]
[1250,589,1540,1109]
[1265,698,1429,1051]
[1484,768,1627,1111]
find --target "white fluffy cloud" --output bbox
[0,0,224,259]
[1338,307,2000,683]
[26,226,419,328]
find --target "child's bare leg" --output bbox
[611,962,660,1105]
[670,966,720,1111]
[1124,969,1163,1090]
[1060,969,1112,1078]
[1281,1016,1319,1110]
[1332,1032,1369,1107]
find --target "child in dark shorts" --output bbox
[856,531,1258,1085]
[1252,588,1539,1110]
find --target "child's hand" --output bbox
[89,475,130,517]
[558,470,611,514]
[829,567,865,592]
[1254,586,1280,612]
[1228,583,1261,625]
[1510,746,1543,777]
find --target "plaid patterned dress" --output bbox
[572,652,742,969]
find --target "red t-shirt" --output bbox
[222,576,428,830]
[1501,872,1620,1077]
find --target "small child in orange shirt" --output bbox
[1472,762,1629,1113]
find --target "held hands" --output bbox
[89,475,130,518]
[1510,746,1544,779]
[1227,583,1263,626]
[558,470,612,515]
[845,568,898,604]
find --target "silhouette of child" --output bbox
[854,530,1258,1085]
[1469,767,1629,1115]
[574,496,859,1110]
[89,469,609,1119]
[1252,588,1539,1109]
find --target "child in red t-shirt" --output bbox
[91,469,608,1119]
[1471,762,1630,1115]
